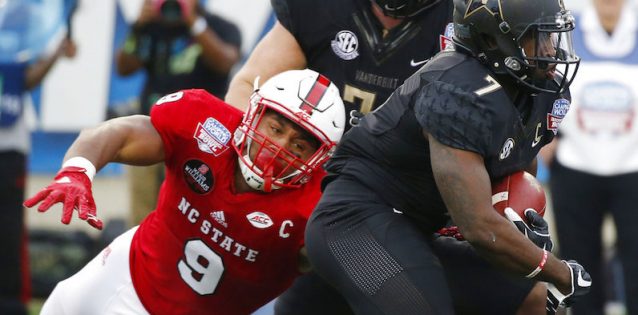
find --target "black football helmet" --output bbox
[452,0,579,93]
[373,0,443,18]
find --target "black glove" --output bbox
[504,207,553,252]
[546,260,592,314]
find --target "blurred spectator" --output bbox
[540,0,638,314]
[0,27,76,315]
[115,0,241,225]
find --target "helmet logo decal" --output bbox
[331,30,359,60]
[300,75,331,115]
[464,0,499,19]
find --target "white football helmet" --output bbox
[233,69,346,192]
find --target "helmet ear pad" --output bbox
[471,29,528,76]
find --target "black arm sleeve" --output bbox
[271,0,292,31]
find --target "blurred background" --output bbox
[1,0,628,314]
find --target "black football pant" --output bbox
[305,174,454,315]
[278,238,535,315]
[304,174,535,315]
[0,151,28,315]
[284,180,535,315]
[550,162,638,315]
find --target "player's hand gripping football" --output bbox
[546,260,592,314]
[504,207,553,251]
[23,166,103,230]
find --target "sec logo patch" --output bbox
[499,138,515,160]
[331,30,359,60]
[183,159,214,194]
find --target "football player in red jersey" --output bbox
[23,69,345,315]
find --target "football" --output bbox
[491,171,546,223]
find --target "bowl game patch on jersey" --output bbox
[194,117,232,156]
[547,98,570,134]
[440,22,455,51]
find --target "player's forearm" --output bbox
[428,134,572,294]
[447,193,546,277]
[63,116,164,171]
[63,123,133,172]
[465,217,571,293]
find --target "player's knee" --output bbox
[516,282,546,315]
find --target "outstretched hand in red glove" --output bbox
[24,166,103,230]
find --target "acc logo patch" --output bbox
[331,30,359,60]
[499,138,515,160]
[194,118,232,156]
[547,98,570,135]
[183,159,213,194]
[246,212,273,229]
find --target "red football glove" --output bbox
[23,166,103,230]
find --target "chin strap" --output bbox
[263,165,273,192]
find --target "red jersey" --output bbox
[129,89,324,315]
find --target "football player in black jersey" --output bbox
[301,0,591,314]
[227,0,559,314]
[226,0,452,128]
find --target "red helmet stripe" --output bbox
[300,75,331,114]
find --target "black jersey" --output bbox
[272,0,452,129]
[327,50,571,231]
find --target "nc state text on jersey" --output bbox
[178,197,259,262]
